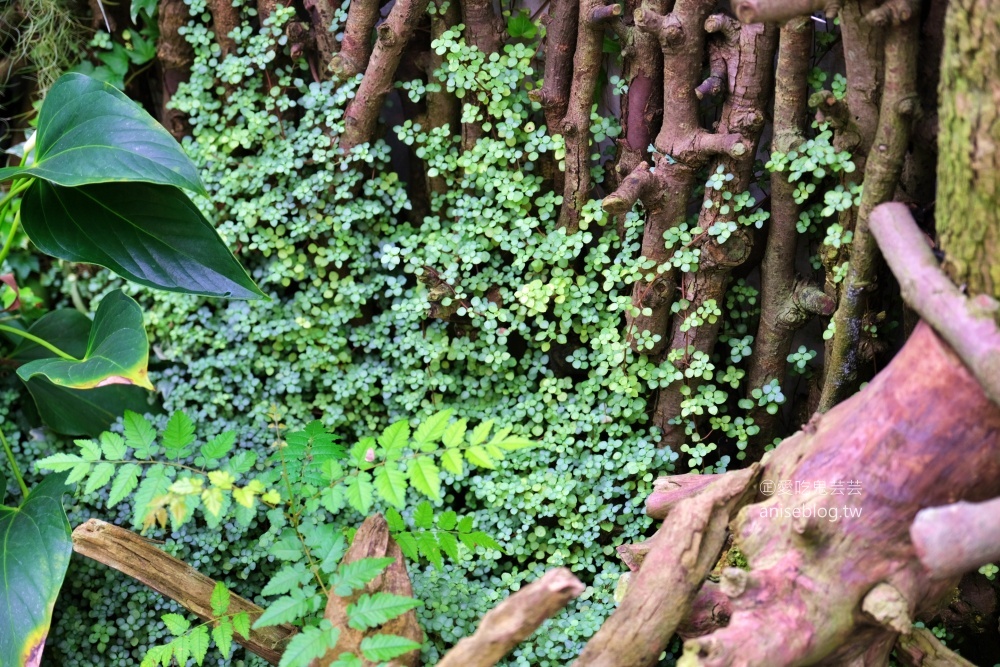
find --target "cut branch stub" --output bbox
[911,497,1000,580]
[732,0,836,24]
[434,568,584,667]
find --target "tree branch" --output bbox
[339,0,430,152]
[868,202,1000,406]
[328,0,381,80]
[572,466,760,666]
[819,12,920,410]
[434,568,585,667]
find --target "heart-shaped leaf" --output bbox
[0,473,73,667]
[25,378,155,436]
[20,180,264,299]
[9,308,156,435]
[17,289,153,390]
[0,73,204,193]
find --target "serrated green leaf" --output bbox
[270,532,302,561]
[100,432,127,460]
[468,420,494,446]
[347,593,422,631]
[261,565,310,597]
[140,643,172,667]
[440,448,463,476]
[211,581,230,616]
[441,418,467,448]
[232,611,251,639]
[413,501,434,530]
[437,510,457,531]
[491,434,534,451]
[318,534,347,574]
[394,532,419,562]
[201,431,237,459]
[35,452,84,472]
[359,634,422,662]
[172,634,190,666]
[189,625,210,665]
[16,290,153,391]
[329,655,363,667]
[457,515,474,534]
[416,532,443,569]
[345,471,374,514]
[438,531,460,561]
[162,613,190,637]
[407,457,441,501]
[278,625,340,667]
[132,465,173,530]
[465,446,495,469]
[124,410,157,457]
[330,557,395,597]
[465,531,503,553]
[67,462,91,485]
[227,450,257,475]
[84,461,115,494]
[373,466,407,509]
[252,592,311,629]
[212,618,233,658]
[163,411,195,459]
[78,439,101,462]
[413,409,452,447]
[377,419,409,456]
[385,507,405,532]
[107,463,141,508]
[0,474,72,667]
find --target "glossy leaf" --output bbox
[17,290,153,390]
[1,73,204,193]
[23,378,153,437]
[0,474,73,667]
[21,180,263,299]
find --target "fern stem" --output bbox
[0,422,29,499]
[0,323,80,361]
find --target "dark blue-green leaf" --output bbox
[21,180,264,299]
[11,73,204,193]
[0,474,73,667]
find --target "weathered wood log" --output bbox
[434,568,584,667]
[72,519,293,664]
[674,321,1000,666]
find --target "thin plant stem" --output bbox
[0,323,80,361]
[0,423,29,498]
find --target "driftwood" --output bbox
[72,519,293,664]
[434,567,584,667]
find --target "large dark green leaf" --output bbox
[10,307,157,436]
[17,290,153,390]
[24,379,154,436]
[0,473,73,667]
[21,180,264,299]
[9,310,91,362]
[0,73,204,194]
